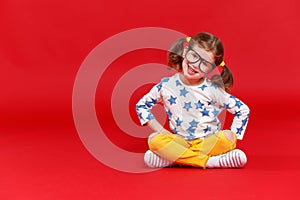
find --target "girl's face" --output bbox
[181,44,215,85]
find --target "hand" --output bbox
[147,119,169,133]
[159,127,172,134]
[222,130,236,142]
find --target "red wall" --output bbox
[1,0,300,151]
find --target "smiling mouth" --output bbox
[188,64,199,74]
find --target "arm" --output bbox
[225,95,250,140]
[213,87,250,140]
[136,81,170,133]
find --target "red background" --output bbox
[1,0,300,199]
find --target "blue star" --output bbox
[161,78,170,83]
[173,128,179,134]
[145,99,156,107]
[189,119,199,128]
[186,126,196,134]
[146,111,154,121]
[236,126,243,135]
[242,117,249,126]
[167,109,172,119]
[230,96,243,108]
[180,88,189,97]
[234,110,242,118]
[195,100,204,109]
[204,125,211,133]
[201,108,210,117]
[235,100,243,109]
[212,108,220,117]
[186,134,196,140]
[136,104,147,110]
[156,83,162,92]
[137,112,142,119]
[220,103,231,109]
[199,85,207,91]
[211,83,219,89]
[183,102,192,111]
[168,96,177,105]
[212,118,218,123]
[145,100,152,108]
[150,98,157,105]
[176,80,182,86]
[208,100,216,105]
[175,117,183,126]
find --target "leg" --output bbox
[148,133,191,162]
[206,149,247,168]
[147,133,207,168]
[201,130,237,158]
[204,130,247,168]
[146,130,239,169]
[144,133,190,168]
[175,130,237,168]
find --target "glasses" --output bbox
[185,49,216,74]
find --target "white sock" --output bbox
[206,156,220,168]
[206,149,247,169]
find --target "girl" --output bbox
[136,32,250,169]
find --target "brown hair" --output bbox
[167,32,233,91]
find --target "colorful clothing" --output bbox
[148,130,237,168]
[136,73,250,140]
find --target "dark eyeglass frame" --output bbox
[185,48,217,74]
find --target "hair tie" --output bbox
[184,37,191,48]
[219,61,226,67]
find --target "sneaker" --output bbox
[207,149,247,168]
[144,150,173,168]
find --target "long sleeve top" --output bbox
[136,73,250,140]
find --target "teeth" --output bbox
[189,65,197,73]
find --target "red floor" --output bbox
[1,111,299,200]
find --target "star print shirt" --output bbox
[136,73,250,140]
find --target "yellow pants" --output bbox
[148,131,237,169]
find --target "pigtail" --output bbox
[221,65,233,91]
[210,64,234,92]
[167,38,186,70]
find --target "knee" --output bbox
[148,132,159,144]
[148,133,189,151]
[223,130,236,143]
[148,133,166,150]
